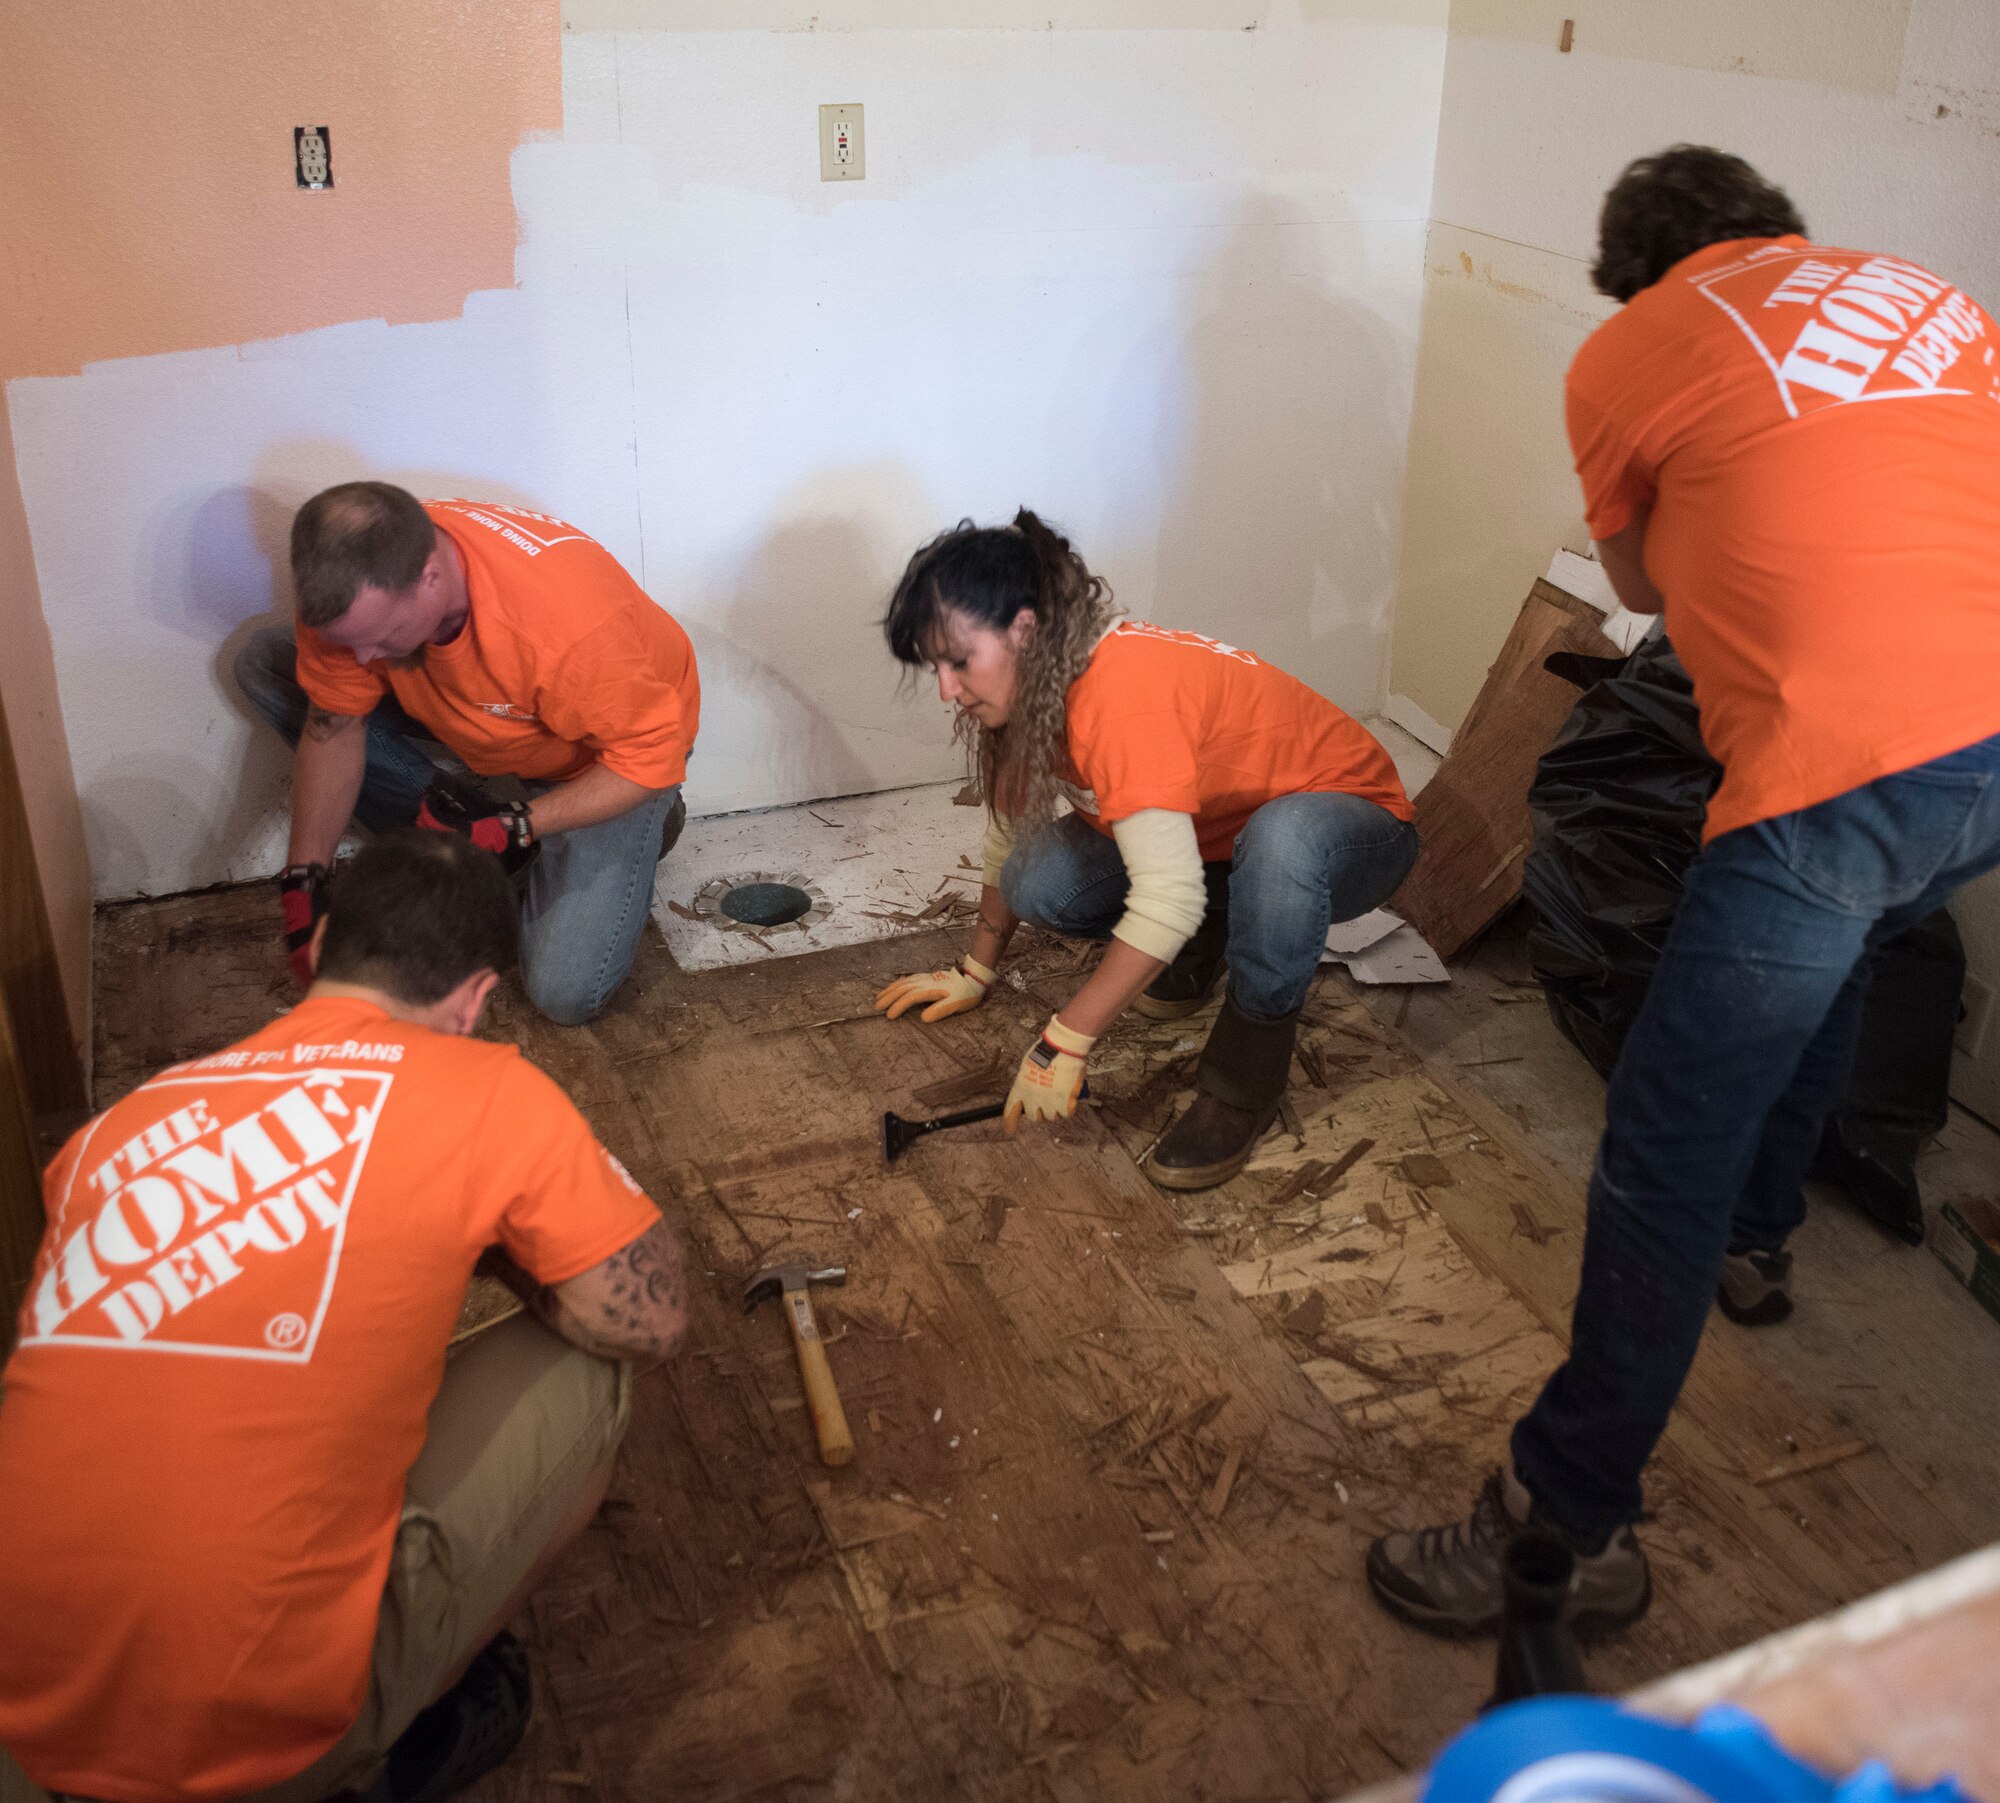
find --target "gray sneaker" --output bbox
[1717,1248,1793,1326]
[1365,1468,1652,1638]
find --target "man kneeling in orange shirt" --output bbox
[0,831,687,1802]
[237,483,702,1027]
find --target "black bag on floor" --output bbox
[1520,631,1963,1245]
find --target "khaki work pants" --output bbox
[1,1314,629,1803]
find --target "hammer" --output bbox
[742,1262,854,1467]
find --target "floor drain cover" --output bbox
[719,881,813,928]
[686,870,833,937]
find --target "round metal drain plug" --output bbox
[719,881,812,928]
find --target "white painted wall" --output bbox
[7,8,1447,899]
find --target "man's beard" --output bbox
[385,648,427,672]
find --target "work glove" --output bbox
[874,955,997,1023]
[415,772,536,872]
[1004,1016,1096,1133]
[279,862,329,989]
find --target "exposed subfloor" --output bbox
[91,884,2000,1801]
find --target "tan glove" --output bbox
[874,954,997,1023]
[1004,1016,1096,1133]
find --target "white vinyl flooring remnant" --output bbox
[653,782,982,972]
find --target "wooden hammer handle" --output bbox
[784,1288,855,1467]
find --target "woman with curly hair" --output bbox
[872,509,1419,1190]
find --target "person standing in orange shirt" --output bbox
[1370,147,2000,1636]
[0,830,687,1802]
[870,510,1418,1189]
[235,482,702,1026]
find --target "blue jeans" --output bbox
[235,627,682,1027]
[1513,732,2000,1544]
[999,793,1420,1019]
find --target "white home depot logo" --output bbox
[1693,244,2000,418]
[25,1069,391,1362]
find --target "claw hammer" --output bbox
[742,1261,854,1467]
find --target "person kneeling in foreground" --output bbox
[873,511,1417,1189]
[0,831,687,1803]
[1369,148,2000,1639]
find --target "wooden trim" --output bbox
[0,993,41,1356]
[0,680,85,1115]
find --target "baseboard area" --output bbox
[1382,692,1455,757]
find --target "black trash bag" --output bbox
[1521,631,1963,1246]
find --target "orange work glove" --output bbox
[874,955,997,1023]
[1004,1016,1096,1133]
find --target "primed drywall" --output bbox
[0,1,560,378]
[1449,0,1915,96]
[0,391,90,1082]
[11,14,1448,900]
[1388,0,2000,736]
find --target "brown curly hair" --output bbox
[883,509,1118,836]
[1593,145,1805,303]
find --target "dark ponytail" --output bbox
[881,508,1117,831]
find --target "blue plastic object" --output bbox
[1422,1698,1968,1803]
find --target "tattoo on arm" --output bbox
[303,705,363,743]
[484,1223,689,1362]
[587,1222,689,1356]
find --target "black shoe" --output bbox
[356,1631,532,1802]
[1133,862,1234,1020]
[1716,1248,1793,1326]
[1147,1094,1279,1190]
[1146,996,1299,1192]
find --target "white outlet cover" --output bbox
[818,103,864,182]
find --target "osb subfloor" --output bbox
[92,891,2000,1801]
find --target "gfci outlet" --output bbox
[819,104,863,182]
[1957,972,1995,1060]
[295,126,332,190]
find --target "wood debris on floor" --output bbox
[89,887,2000,1801]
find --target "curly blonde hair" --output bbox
[883,510,1118,836]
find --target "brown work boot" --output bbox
[1146,996,1299,1191]
[1132,861,1234,1020]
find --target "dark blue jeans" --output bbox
[998,793,1420,1019]
[1513,732,2000,1543]
[235,627,682,1027]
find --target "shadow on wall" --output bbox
[699,465,953,814]
[1149,192,1405,711]
[83,453,554,895]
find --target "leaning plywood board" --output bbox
[1392,579,1620,959]
[89,900,1978,1800]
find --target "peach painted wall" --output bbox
[0,0,560,1084]
[0,1,562,379]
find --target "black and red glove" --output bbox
[415,772,536,869]
[280,862,329,989]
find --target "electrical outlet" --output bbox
[295,126,333,191]
[819,104,864,182]
[1957,973,1994,1060]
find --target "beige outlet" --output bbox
[819,103,864,182]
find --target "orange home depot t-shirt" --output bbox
[0,997,660,1803]
[1062,622,1412,860]
[1567,236,2000,841]
[295,500,702,790]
